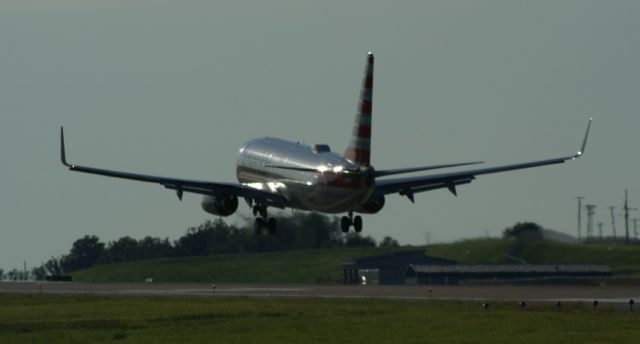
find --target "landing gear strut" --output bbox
[253,204,277,234]
[341,212,363,233]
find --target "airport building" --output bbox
[405,264,612,285]
[341,250,455,284]
[342,251,612,285]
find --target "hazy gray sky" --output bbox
[2,0,639,270]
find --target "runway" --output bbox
[1,282,638,305]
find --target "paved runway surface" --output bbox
[2,282,639,304]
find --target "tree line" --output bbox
[3,213,399,280]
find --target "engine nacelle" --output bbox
[354,194,385,214]
[201,194,239,217]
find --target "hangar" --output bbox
[341,250,455,284]
[342,250,612,285]
[405,264,612,285]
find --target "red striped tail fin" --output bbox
[344,52,374,167]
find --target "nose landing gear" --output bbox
[341,211,363,233]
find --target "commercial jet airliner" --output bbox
[60,53,592,234]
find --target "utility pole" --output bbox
[609,206,617,242]
[576,196,585,240]
[625,190,630,244]
[586,204,596,240]
[598,222,603,242]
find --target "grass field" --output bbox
[70,239,640,284]
[1,293,639,343]
[426,239,640,271]
[71,247,411,283]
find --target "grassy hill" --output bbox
[425,238,640,271]
[71,246,416,283]
[71,239,640,283]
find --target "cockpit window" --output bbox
[311,144,331,153]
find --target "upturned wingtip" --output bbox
[60,126,71,167]
[575,118,592,158]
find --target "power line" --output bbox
[576,196,585,241]
[625,190,630,244]
[609,206,616,242]
[585,204,596,240]
[598,222,603,241]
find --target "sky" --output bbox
[1,0,639,270]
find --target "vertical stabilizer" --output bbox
[344,52,374,167]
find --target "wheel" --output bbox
[267,218,277,234]
[341,216,351,233]
[255,217,265,234]
[353,216,363,233]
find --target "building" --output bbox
[341,250,455,285]
[405,264,612,285]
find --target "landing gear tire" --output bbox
[255,217,265,234]
[253,205,267,218]
[353,216,363,233]
[267,218,277,234]
[253,204,277,234]
[341,216,351,233]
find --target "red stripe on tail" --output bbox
[344,52,374,166]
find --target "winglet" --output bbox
[60,126,71,167]
[573,118,592,159]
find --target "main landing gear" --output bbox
[253,204,277,235]
[341,211,363,233]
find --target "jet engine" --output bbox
[354,194,385,214]
[201,194,239,216]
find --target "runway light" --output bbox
[555,301,562,308]
[482,303,490,310]
[427,288,432,297]
[629,299,635,311]
[519,301,526,308]
[592,300,599,308]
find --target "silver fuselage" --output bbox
[236,137,375,213]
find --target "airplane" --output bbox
[60,52,592,235]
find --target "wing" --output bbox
[59,127,288,208]
[375,119,592,203]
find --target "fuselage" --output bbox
[236,137,375,213]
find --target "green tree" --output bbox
[344,233,377,247]
[503,222,544,239]
[101,236,141,263]
[139,236,174,260]
[45,256,65,275]
[379,236,400,248]
[62,235,105,272]
[7,268,19,281]
[174,221,217,256]
[31,265,47,281]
